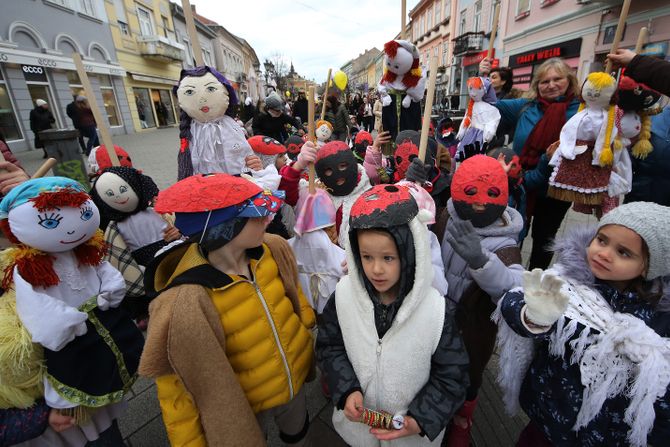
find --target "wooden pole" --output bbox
[31,158,57,179]
[307,86,316,193]
[634,26,648,54]
[181,0,204,66]
[419,55,439,162]
[320,68,332,121]
[604,0,632,73]
[72,53,119,166]
[401,0,407,40]
[487,2,501,58]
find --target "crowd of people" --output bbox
[0,47,669,447]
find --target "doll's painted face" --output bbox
[316,123,332,141]
[467,77,486,101]
[582,78,616,109]
[9,199,100,253]
[619,111,641,139]
[177,72,230,123]
[385,47,413,75]
[94,172,139,213]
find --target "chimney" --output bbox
[191,5,196,13]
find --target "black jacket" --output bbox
[251,112,301,143]
[29,107,54,133]
[293,98,309,124]
[66,101,81,128]
[626,54,670,97]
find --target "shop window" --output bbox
[152,89,175,127]
[516,0,531,19]
[95,75,121,127]
[134,88,156,128]
[137,6,155,37]
[0,70,22,141]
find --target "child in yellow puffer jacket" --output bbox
[139,173,316,446]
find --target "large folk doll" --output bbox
[175,66,254,180]
[0,177,143,443]
[90,167,179,323]
[617,75,662,158]
[455,77,500,161]
[548,72,622,212]
[377,40,426,140]
[314,141,371,248]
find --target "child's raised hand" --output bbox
[522,269,569,327]
[344,391,364,422]
[245,155,262,171]
[294,141,317,172]
[445,219,488,269]
[370,415,421,440]
[372,131,391,152]
[48,409,75,433]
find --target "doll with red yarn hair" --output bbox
[455,76,500,162]
[0,177,143,444]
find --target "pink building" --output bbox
[499,0,670,90]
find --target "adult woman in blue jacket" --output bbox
[480,57,581,269]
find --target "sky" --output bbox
[190,0,420,83]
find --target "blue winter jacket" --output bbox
[500,227,670,446]
[626,106,670,206]
[0,401,49,445]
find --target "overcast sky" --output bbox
[190,0,420,83]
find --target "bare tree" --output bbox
[266,52,290,92]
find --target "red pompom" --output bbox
[384,40,400,59]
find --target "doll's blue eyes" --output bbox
[182,89,195,96]
[38,213,62,229]
[80,207,94,221]
[207,86,217,92]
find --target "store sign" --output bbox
[22,65,48,82]
[1,48,126,77]
[462,49,497,67]
[509,38,582,68]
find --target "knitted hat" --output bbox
[265,91,283,110]
[35,99,47,107]
[599,202,670,279]
[76,95,87,102]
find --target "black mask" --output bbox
[315,148,359,196]
[453,201,506,228]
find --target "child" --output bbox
[495,202,670,446]
[317,184,469,446]
[139,173,316,446]
[439,155,524,446]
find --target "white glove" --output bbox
[401,95,412,108]
[294,140,317,171]
[382,95,392,107]
[522,269,569,327]
[97,289,124,311]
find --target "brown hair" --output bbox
[629,240,664,307]
[524,57,580,100]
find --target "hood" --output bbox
[143,240,263,296]
[344,209,434,328]
[551,225,670,312]
[446,199,523,240]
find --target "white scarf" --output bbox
[493,269,670,447]
[189,115,253,175]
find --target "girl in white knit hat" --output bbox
[494,201,670,447]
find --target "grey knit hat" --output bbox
[599,202,670,279]
[265,91,283,111]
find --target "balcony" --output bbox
[452,31,485,56]
[136,35,185,62]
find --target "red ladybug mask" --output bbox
[394,141,419,181]
[451,155,508,227]
[350,184,418,229]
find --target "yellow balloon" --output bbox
[286,91,291,97]
[333,70,348,90]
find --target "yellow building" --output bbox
[104,0,184,132]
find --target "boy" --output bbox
[139,173,316,446]
[317,184,469,445]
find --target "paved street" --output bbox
[13,128,596,446]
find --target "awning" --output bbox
[129,72,178,86]
[0,47,126,76]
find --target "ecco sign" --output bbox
[21,65,48,82]
[22,65,44,74]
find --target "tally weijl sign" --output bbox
[0,47,125,76]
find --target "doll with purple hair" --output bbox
[175,66,256,180]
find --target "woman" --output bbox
[361,95,373,132]
[326,95,351,142]
[251,92,303,143]
[490,67,521,100]
[480,57,580,270]
[373,92,383,133]
[28,99,55,158]
[75,96,99,156]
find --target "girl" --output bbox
[317,184,469,446]
[496,202,670,446]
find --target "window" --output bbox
[162,16,175,40]
[435,1,441,23]
[79,0,95,16]
[474,1,482,32]
[203,49,212,66]
[95,75,121,127]
[516,0,531,17]
[137,6,154,36]
[46,0,69,7]
[442,42,448,65]
[444,1,451,21]
[459,10,467,35]
[0,69,22,141]
[118,21,129,35]
[427,7,432,30]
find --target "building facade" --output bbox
[105,0,183,132]
[171,3,217,71]
[0,0,131,152]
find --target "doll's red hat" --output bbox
[247,135,287,155]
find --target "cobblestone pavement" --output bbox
[13,127,597,446]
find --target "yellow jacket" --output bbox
[145,240,315,446]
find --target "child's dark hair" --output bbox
[629,239,664,307]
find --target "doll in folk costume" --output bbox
[90,167,180,326]
[617,75,662,159]
[456,77,501,162]
[87,144,133,179]
[548,72,623,214]
[0,177,144,445]
[315,120,333,148]
[176,66,274,181]
[377,40,426,139]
